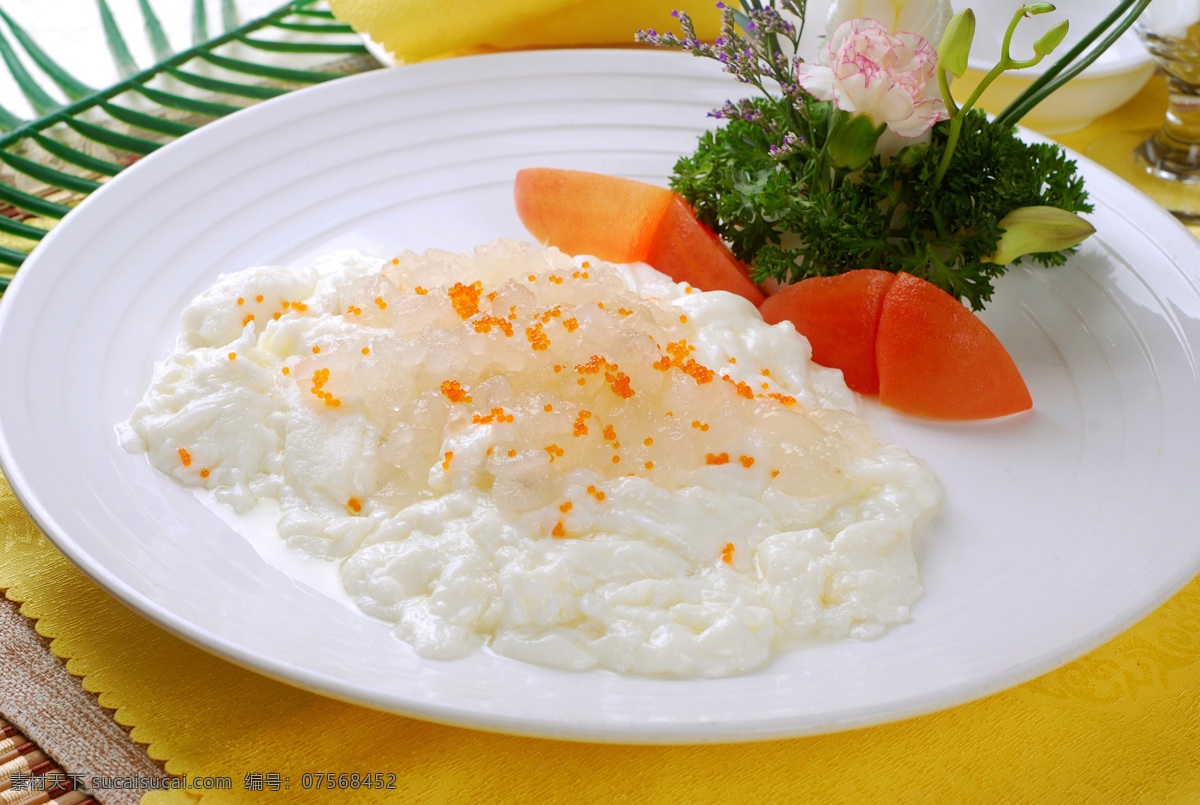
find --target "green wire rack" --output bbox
[0,0,381,294]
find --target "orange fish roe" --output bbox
[771,469,781,478]
[415,286,428,295]
[562,317,580,333]
[572,412,590,437]
[768,392,797,406]
[605,370,635,399]
[507,449,517,457]
[722,376,755,399]
[200,468,210,478]
[273,311,282,320]
[761,368,772,377]
[706,453,731,465]
[740,455,755,468]
[290,301,308,312]
[602,424,616,441]
[611,455,621,464]
[549,275,564,285]
[544,404,554,412]
[679,315,689,323]
[644,437,653,446]
[487,291,498,302]
[644,461,654,470]
[525,324,551,351]
[653,356,671,371]
[347,497,362,513]
[473,315,515,337]
[552,521,567,537]
[721,543,735,564]
[242,314,254,326]
[729,357,737,364]
[255,294,264,303]
[553,364,563,373]
[347,305,362,315]
[586,485,605,502]
[572,271,580,279]
[679,359,715,384]
[374,297,388,310]
[538,306,563,324]
[282,367,290,375]
[237,297,244,305]
[442,451,453,470]
[559,501,573,513]
[392,257,400,265]
[312,345,321,354]
[545,444,565,462]
[761,383,771,390]
[178,447,192,467]
[581,261,590,268]
[528,274,537,282]
[448,281,483,319]
[310,368,342,407]
[691,420,710,432]
[472,407,514,425]
[362,347,370,355]
[228,352,236,361]
[440,380,472,403]
[618,308,632,317]
[575,355,604,375]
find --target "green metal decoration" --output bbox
[0,0,380,294]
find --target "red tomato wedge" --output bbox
[876,273,1032,419]
[759,270,895,394]
[644,196,765,306]
[514,168,764,305]
[514,168,673,263]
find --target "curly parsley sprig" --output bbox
[635,1,1143,310]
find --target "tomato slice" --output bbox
[514,168,673,263]
[876,273,1032,419]
[759,270,895,394]
[644,197,765,306]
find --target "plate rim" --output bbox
[2,47,1200,744]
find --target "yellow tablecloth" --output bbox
[3,4,1200,802]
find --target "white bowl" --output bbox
[952,0,1155,133]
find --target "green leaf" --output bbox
[0,27,63,115]
[137,0,174,61]
[222,0,240,32]
[0,0,384,292]
[0,8,93,99]
[192,0,209,47]
[95,0,140,79]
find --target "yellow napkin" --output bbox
[3,469,1200,804]
[327,0,723,62]
[1,4,1199,798]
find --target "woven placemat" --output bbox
[0,597,166,805]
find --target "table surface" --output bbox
[1,3,1199,803]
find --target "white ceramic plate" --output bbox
[2,50,1200,744]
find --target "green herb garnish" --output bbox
[638,0,1151,310]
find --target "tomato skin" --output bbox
[759,270,895,394]
[514,168,674,263]
[644,197,765,306]
[876,273,1032,419]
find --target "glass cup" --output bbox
[1134,4,1200,186]
[1087,1,1200,223]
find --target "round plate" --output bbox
[2,49,1199,743]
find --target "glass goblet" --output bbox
[1088,1,1200,223]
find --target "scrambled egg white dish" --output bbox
[118,240,940,678]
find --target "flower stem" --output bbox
[994,0,1153,128]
